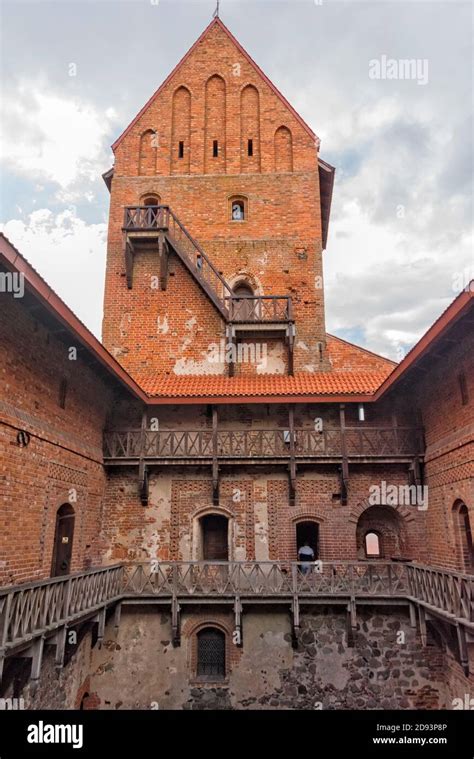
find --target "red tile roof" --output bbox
[137,370,391,400]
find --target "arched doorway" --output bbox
[200,514,229,561]
[453,500,473,571]
[232,282,255,321]
[296,521,319,560]
[51,503,75,576]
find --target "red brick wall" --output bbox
[394,315,473,570]
[0,293,112,585]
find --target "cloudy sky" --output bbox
[1,0,472,360]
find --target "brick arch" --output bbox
[274,125,293,172]
[452,498,473,572]
[228,271,263,297]
[240,83,261,172]
[354,503,409,560]
[204,74,226,173]
[171,85,191,174]
[139,191,161,204]
[290,511,327,524]
[183,615,239,679]
[138,129,157,176]
[349,498,415,526]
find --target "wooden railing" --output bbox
[122,561,473,625]
[122,561,409,598]
[0,563,472,657]
[0,565,123,651]
[103,426,425,461]
[225,295,292,323]
[122,205,293,326]
[123,205,169,230]
[406,564,473,623]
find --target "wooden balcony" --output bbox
[1,562,472,683]
[103,426,425,465]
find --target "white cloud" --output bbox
[0,80,118,188]
[0,209,107,338]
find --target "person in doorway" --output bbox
[298,541,315,574]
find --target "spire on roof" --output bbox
[213,1,220,19]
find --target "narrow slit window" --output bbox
[178,141,184,159]
[459,372,469,405]
[248,139,253,157]
[213,140,219,158]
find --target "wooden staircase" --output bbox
[122,205,296,374]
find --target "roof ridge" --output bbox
[326,332,397,366]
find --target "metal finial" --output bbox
[213,1,220,18]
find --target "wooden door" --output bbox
[52,504,75,576]
[202,515,228,561]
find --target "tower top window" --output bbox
[231,199,246,221]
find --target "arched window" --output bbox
[51,503,75,577]
[356,505,407,560]
[364,531,381,559]
[197,627,226,680]
[453,500,473,571]
[229,195,247,222]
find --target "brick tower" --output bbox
[102,17,334,379]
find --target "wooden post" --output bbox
[29,636,45,693]
[139,409,149,506]
[158,234,169,290]
[339,404,349,504]
[234,596,243,647]
[212,406,219,505]
[114,602,122,630]
[291,595,300,649]
[288,406,296,507]
[456,623,469,675]
[418,605,427,647]
[54,625,68,670]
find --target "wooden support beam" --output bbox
[291,595,300,649]
[212,406,219,505]
[171,596,181,648]
[114,602,122,630]
[124,238,134,289]
[456,623,469,675]
[418,605,427,647]
[0,651,4,686]
[54,626,68,670]
[28,636,45,694]
[409,602,417,628]
[287,323,295,376]
[234,596,243,647]
[339,404,349,505]
[138,410,149,506]
[227,325,235,378]
[158,234,169,291]
[96,608,106,648]
[288,406,296,507]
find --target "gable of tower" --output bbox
[112,18,318,177]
